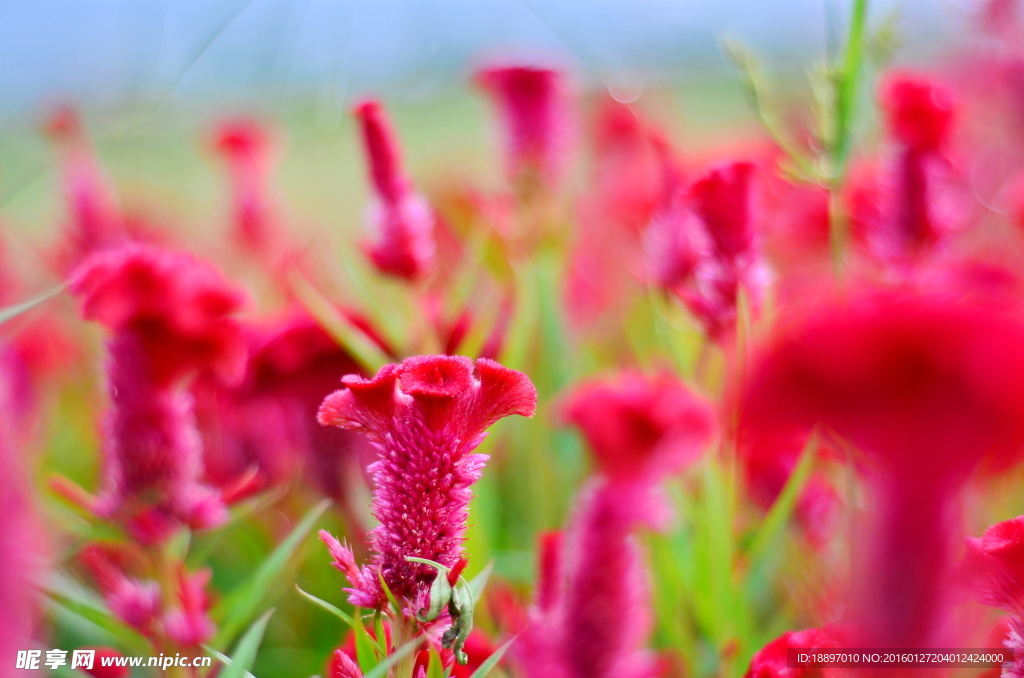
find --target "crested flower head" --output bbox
[516,371,713,678]
[561,370,716,485]
[211,118,277,252]
[476,66,567,187]
[319,355,536,609]
[882,73,955,154]
[162,567,216,647]
[73,244,248,386]
[353,100,436,281]
[646,159,768,340]
[43,106,125,264]
[742,288,1024,645]
[744,625,847,678]
[962,516,1024,613]
[72,245,247,543]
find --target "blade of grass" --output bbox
[466,634,518,678]
[211,499,330,649]
[43,589,151,654]
[294,585,355,626]
[220,609,274,678]
[0,283,66,326]
[362,638,423,678]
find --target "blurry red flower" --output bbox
[353,100,436,281]
[744,625,846,678]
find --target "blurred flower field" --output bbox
[8,1,1024,677]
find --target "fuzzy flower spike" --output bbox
[319,355,536,613]
[353,100,436,281]
[70,244,247,544]
[516,372,715,678]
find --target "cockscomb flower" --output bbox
[318,355,536,610]
[162,567,216,647]
[647,159,768,341]
[43,106,125,265]
[476,66,568,189]
[744,625,847,678]
[212,118,278,253]
[848,74,961,267]
[197,311,376,531]
[962,516,1024,613]
[71,244,247,543]
[80,546,161,636]
[516,372,715,678]
[353,100,436,281]
[742,288,1024,646]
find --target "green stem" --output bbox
[390,614,419,678]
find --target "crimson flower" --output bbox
[744,625,846,678]
[71,244,247,543]
[848,73,961,268]
[353,100,436,281]
[517,371,715,678]
[43,106,126,266]
[476,66,568,189]
[212,118,279,253]
[318,355,536,610]
[645,159,768,340]
[742,288,1024,646]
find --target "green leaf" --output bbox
[352,609,383,671]
[211,499,330,649]
[220,609,274,678]
[201,646,256,678]
[376,567,403,618]
[466,561,493,605]
[294,585,355,627]
[362,638,423,678]
[43,589,150,654]
[0,283,65,326]
[466,634,518,678]
[742,433,818,599]
[289,271,389,373]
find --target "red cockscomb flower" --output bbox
[212,118,279,254]
[744,625,847,678]
[516,372,715,678]
[742,288,1024,646]
[318,355,536,610]
[353,100,436,281]
[476,66,568,189]
[71,245,247,543]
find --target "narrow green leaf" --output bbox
[294,585,355,627]
[201,645,256,678]
[362,638,423,678]
[289,271,389,373]
[0,283,65,326]
[352,609,382,671]
[743,433,818,599]
[377,568,403,618]
[466,561,493,605]
[220,609,274,678]
[43,589,150,654]
[467,634,517,678]
[212,499,330,648]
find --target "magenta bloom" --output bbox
[848,74,960,267]
[162,568,216,647]
[646,159,768,340]
[517,372,715,678]
[71,244,247,544]
[744,625,846,678]
[212,118,278,253]
[43,106,125,266]
[319,355,536,609]
[742,288,1024,646]
[353,100,436,281]
[476,66,567,188]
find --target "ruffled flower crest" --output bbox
[319,355,536,609]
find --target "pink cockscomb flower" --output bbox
[517,372,715,678]
[212,118,279,253]
[744,625,847,678]
[646,158,768,341]
[848,74,962,268]
[318,355,536,610]
[742,288,1024,646]
[353,100,436,281]
[71,244,247,544]
[43,106,126,266]
[476,66,568,189]
[162,568,216,647]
